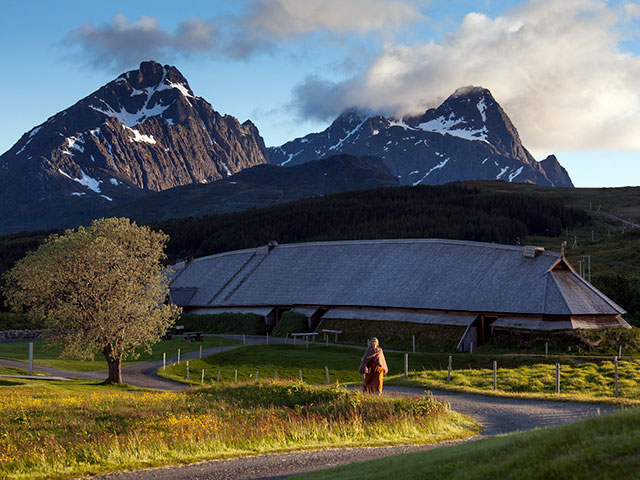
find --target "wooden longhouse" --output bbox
[169,239,629,350]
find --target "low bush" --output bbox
[271,311,308,337]
[316,318,465,352]
[179,312,267,334]
[490,327,640,355]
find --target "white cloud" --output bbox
[66,14,218,70]
[240,0,423,37]
[293,0,640,153]
[67,1,423,66]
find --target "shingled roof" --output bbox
[169,239,625,317]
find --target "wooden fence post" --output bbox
[447,356,452,384]
[201,369,204,385]
[299,369,303,382]
[199,345,202,359]
[28,342,33,376]
[545,342,548,359]
[614,356,619,398]
[177,348,181,364]
[185,360,189,379]
[619,345,622,358]
[404,353,409,378]
[163,352,166,370]
[266,332,269,345]
[412,335,415,354]
[217,369,220,383]
[234,369,238,384]
[470,341,473,355]
[555,363,560,394]
[255,370,259,381]
[493,360,497,390]
[325,366,330,385]
[275,370,278,381]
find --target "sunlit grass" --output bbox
[296,408,640,480]
[0,336,241,371]
[0,380,477,480]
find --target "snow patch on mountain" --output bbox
[59,168,102,193]
[122,125,156,144]
[90,98,172,127]
[418,114,488,142]
[413,158,450,185]
[496,166,509,179]
[328,119,367,151]
[508,166,524,182]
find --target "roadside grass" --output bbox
[295,407,640,480]
[0,379,478,480]
[160,344,640,405]
[0,336,241,371]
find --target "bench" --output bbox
[290,332,318,344]
[184,332,204,342]
[322,329,342,343]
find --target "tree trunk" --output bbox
[103,345,123,384]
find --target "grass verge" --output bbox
[0,380,478,480]
[0,336,241,371]
[294,407,640,480]
[159,344,640,405]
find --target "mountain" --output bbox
[104,154,400,223]
[0,60,267,234]
[267,86,574,188]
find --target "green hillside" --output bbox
[1,182,638,323]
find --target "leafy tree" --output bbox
[2,218,180,383]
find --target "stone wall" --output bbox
[0,329,52,341]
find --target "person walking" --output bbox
[358,337,388,393]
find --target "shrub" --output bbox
[272,311,308,337]
[316,318,465,352]
[490,327,640,355]
[179,312,267,334]
[0,312,43,330]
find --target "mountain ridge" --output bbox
[267,86,573,188]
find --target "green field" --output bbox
[0,336,241,372]
[0,379,476,480]
[160,344,640,404]
[295,407,640,480]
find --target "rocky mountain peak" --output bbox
[0,60,269,234]
[267,85,573,188]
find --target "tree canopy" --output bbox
[2,217,179,383]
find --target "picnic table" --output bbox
[322,329,342,343]
[184,332,204,342]
[290,332,318,344]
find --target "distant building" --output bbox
[169,239,629,351]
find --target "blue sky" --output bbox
[1,0,639,187]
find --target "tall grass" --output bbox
[0,381,478,480]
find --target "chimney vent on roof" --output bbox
[185,255,194,264]
[523,246,545,258]
[268,240,278,251]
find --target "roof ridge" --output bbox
[273,238,561,255]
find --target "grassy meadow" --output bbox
[0,379,477,480]
[160,344,640,404]
[0,336,241,371]
[295,407,640,480]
